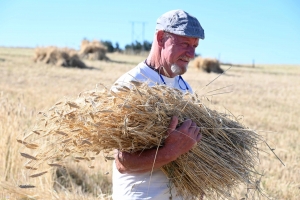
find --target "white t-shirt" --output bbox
[112,62,192,200]
[112,61,193,94]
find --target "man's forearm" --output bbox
[115,145,177,174]
[115,117,201,174]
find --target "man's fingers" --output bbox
[168,116,178,133]
[196,128,202,142]
[189,122,197,131]
[181,118,192,129]
[168,118,202,143]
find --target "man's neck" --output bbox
[145,58,172,78]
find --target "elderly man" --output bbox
[112,9,205,200]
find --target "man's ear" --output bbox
[156,30,165,47]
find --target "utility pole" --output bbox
[142,22,145,43]
[130,21,147,45]
[131,21,135,44]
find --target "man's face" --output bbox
[161,32,199,77]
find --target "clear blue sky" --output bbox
[0,0,299,64]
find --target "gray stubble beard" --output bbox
[171,63,188,76]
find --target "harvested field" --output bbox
[0,47,299,199]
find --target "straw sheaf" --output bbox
[193,56,224,74]
[33,46,87,68]
[79,39,109,61]
[19,81,262,199]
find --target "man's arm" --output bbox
[115,116,202,174]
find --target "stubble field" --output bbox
[0,47,299,199]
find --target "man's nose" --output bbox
[186,46,195,58]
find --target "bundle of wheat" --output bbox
[19,81,263,199]
[33,46,51,62]
[33,46,87,68]
[193,56,224,74]
[79,39,108,61]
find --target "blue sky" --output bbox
[0,0,299,64]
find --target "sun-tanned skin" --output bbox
[148,31,198,77]
[115,30,201,174]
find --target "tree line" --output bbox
[101,40,152,53]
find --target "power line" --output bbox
[130,21,147,44]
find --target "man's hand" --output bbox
[115,116,202,174]
[164,116,202,158]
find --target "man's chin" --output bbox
[170,65,181,75]
[171,64,188,76]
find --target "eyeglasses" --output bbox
[159,74,189,91]
[144,59,189,91]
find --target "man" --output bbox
[112,9,205,200]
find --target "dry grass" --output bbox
[0,47,299,199]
